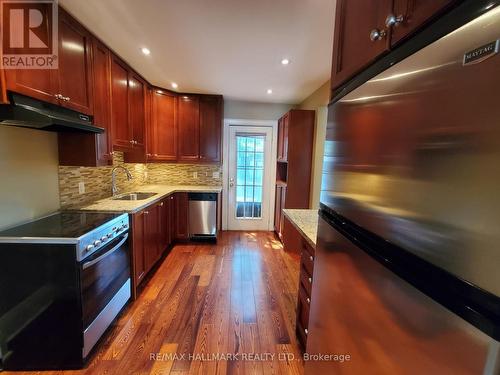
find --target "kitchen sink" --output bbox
[112,192,157,201]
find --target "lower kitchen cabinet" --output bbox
[296,237,315,350]
[174,192,190,240]
[130,196,174,297]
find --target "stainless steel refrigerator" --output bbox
[306,4,500,375]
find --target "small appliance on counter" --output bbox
[0,211,130,370]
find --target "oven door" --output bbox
[80,232,130,358]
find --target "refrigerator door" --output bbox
[305,215,497,375]
[321,5,500,297]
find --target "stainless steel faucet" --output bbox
[111,166,133,196]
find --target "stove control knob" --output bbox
[85,244,94,253]
[93,240,102,247]
[107,233,114,239]
[101,236,108,242]
[123,224,129,229]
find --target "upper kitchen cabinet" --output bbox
[56,8,93,114]
[4,8,93,114]
[128,74,146,149]
[110,55,132,150]
[330,0,392,91]
[330,0,459,94]
[199,95,222,163]
[59,37,112,167]
[149,89,177,162]
[390,0,455,45]
[177,95,200,162]
[177,94,223,163]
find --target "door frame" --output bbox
[222,119,278,230]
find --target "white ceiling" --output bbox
[59,0,335,104]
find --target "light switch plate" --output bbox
[78,182,85,194]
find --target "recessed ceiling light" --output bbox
[141,47,151,55]
[267,89,273,94]
[281,58,290,65]
[171,82,178,89]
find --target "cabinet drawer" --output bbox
[300,265,313,297]
[297,285,311,329]
[301,248,315,277]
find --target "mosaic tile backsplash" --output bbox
[59,152,222,209]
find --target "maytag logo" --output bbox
[0,0,58,69]
[463,40,499,66]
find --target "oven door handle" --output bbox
[82,233,128,270]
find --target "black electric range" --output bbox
[0,211,131,370]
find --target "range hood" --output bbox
[0,93,104,134]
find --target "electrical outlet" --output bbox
[213,171,220,179]
[78,182,85,194]
[193,171,198,179]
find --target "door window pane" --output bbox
[235,134,265,219]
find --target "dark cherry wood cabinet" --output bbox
[110,55,132,149]
[131,210,147,292]
[128,74,146,149]
[58,38,112,166]
[149,89,177,161]
[331,0,392,91]
[57,8,93,114]
[330,0,459,94]
[177,95,200,162]
[274,110,314,240]
[390,0,455,45]
[174,192,190,240]
[143,202,160,273]
[296,238,315,350]
[199,95,222,162]
[4,8,93,114]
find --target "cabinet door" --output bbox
[199,95,222,162]
[57,9,93,114]
[280,186,287,235]
[132,211,146,287]
[128,74,146,148]
[277,118,284,160]
[174,193,190,240]
[110,55,132,149]
[274,185,282,235]
[177,95,200,162]
[282,113,289,162]
[3,3,58,104]
[331,0,392,90]
[152,90,177,161]
[144,204,160,272]
[168,195,175,245]
[390,0,455,45]
[92,39,112,165]
[158,199,170,254]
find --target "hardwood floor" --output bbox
[8,231,303,375]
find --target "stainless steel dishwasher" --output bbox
[188,193,217,241]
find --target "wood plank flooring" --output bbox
[8,231,303,375]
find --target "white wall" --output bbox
[0,127,60,229]
[224,99,293,121]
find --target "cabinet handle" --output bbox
[304,328,308,335]
[130,140,135,144]
[369,28,386,41]
[160,202,164,207]
[55,93,63,99]
[146,153,152,157]
[306,297,310,304]
[144,211,149,215]
[63,96,70,102]
[385,14,404,28]
[308,277,312,284]
[309,255,314,262]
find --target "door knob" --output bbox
[229,177,234,187]
[369,28,386,41]
[385,14,405,28]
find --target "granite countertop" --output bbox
[283,209,319,248]
[78,185,222,213]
